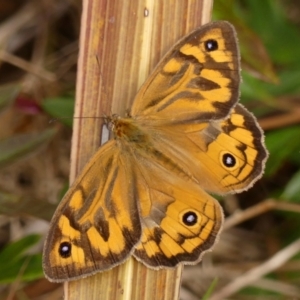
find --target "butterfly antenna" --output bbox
[49,116,106,124]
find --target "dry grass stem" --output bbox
[209,238,300,299]
[224,198,300,230]
[0,51,56,81]
[251,278,300,297]
[66,0,214,299]
[260,108,300,130]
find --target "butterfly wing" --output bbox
[130,148,223,267]
[130,21,240,123]
[43,141,142,282]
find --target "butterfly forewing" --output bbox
[43,141,142,282]
[130,21,240,123]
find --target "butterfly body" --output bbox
[112,116,151,145]
[43,21,267,282]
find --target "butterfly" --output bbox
[43,21,267,282]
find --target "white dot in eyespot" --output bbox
[182,211,198,226]
[59,241,72,257]
[61,245,69,252]
[221,152,237,168]
[226,155,234,165]
[205,39,218,52]
[187,214,196,223]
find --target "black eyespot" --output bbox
[222,153,236,168]
[205,39,218,51]
[59,242,72,258]
[182,211,198,226]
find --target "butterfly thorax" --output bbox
[112,116,150,145]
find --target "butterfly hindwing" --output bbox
[195,103,267,193]
[130,151,223,267]
[140,104,267,194]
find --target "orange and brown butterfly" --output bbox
[43,21,268,282]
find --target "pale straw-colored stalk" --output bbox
[66,0,213,299]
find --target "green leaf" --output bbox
[202,278,218,300]
[244,0,300,66]
[281,170,300,202]
[264,126,300,177]
[0,235,43,283]
[42,97,74,127]
[0,254,43,283]
[0,234,40,263]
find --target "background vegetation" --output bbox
[0,0,299,299]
